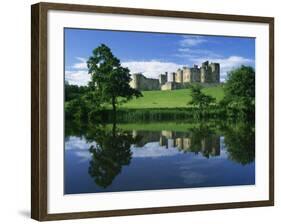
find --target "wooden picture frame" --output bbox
[31,2,274,221]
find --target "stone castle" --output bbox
[129,61,220,91]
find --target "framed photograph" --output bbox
[31,2,274,221]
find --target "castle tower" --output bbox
[200,61,213,83]
[170,72,176,82]
[202,61,209,68]
[159,72,168,85]
[182,67,191,83]
[191,65,201,82]
[159,136,168,148]
[130,73,140,89]
[175,69,183,83]
[210,63,220,83]
[200,67,207,83]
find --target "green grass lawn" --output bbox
[121,85,224,109]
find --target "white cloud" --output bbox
[191,56,254,82]
[122,60,185,79]
[65,70,90,86]
[178,48,210,53]
[65,136,95,163]
[65,136,95,151]
[179,35,207,47]
[176,47,221,59]
[72,57,88,69]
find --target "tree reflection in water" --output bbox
[185,123,255,164]
[85,123,141,188]
[223,123,255,165]
[188,125,220,158]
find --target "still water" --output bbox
[64,122,255,194]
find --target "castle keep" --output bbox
[129,61,220,91]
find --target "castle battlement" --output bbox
[129,61,220,91]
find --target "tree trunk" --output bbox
[112,96,116,123]
[112,118,116,138]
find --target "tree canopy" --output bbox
[87,44,142,114]
[224,66,255,102]
[189,84,215,109]
[222,65,255,120]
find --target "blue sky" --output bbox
[65,28,255,85]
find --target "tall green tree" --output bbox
[87,44,142,115]
[189,84,215,110]
[223,66,255,119]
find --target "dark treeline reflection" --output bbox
[65,121,255,189]
[222,123,255,165]
[83,123,141,188]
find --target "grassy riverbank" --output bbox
[120,85,224,109]
[90,106,226,123]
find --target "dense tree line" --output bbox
[65,82,89,101]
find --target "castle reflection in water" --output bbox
[132,130,220,158]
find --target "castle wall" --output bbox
[129,73,160,91]
[139,76,160,90]
[161,82,183,90]
[161,82,173,90]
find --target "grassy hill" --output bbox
[121,85,224,109]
